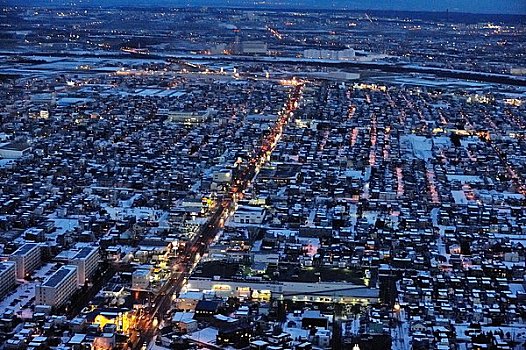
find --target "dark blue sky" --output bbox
[5,0,526,14]
[327,0,526,14]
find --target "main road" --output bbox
[132,83,304,350]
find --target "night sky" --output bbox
[4,0,526,15]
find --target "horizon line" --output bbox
[4,2,526,17]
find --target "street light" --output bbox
[393,303,401,312]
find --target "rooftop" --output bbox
[0,261,15,274]
[73,246,98,260]
[42,265,77,288]
[11,243,40,257]
[0,142,30,151]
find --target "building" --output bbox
[131,267,151,291]
[70,246,100,285]
[0,142,31,159]
[233,205,266,224]
[172,311,198,333]
[303,48,355,61]
[213,169,233,184]
[92,334,115,350]
[187,278,380,305]
[217,324,252,348]
[194,300,222,320]
[36,265,78,308]
[241,41,268,55]
[92,308,134,334]
[301,310,328,329]
[510,67,526,75]
[0,261,16,298]
[176,290,204,311]
[9,243,42,279]
[39,110,49,119]
[164,109,214,125]
[307,71,361,81]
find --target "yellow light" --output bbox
[212,284,231,291]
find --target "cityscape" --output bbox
[0,2,525,350]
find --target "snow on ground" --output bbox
[0,159,16,168]
[49,218,79,235]
[344,170,363,179]
[431,207,440,227]
[401,135,433,161]
[0,263,56,318]
[451,190,468,205]
[363,211,378,225]
[391,309,412,350]
[43,217,79,244]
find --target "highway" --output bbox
[131,83,303,350]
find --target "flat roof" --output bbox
[172,311,195,323]
[0,261,15,274]
[74,246,98,260]
[133,269,150,276]
[42,265,77,288]
[236,205,265,213]
[11,243,40,256]
[0,142,30,151]
[303,310,324,319]
[67,334,86,344]
[179,291,204,300]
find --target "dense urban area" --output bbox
[0,4,525,350]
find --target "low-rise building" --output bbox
[233,205,266,225]
[0,142,31,159]
[131,267,151,291]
